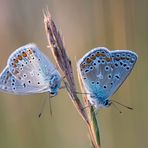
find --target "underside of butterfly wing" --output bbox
[8,44,55,86]
[78,47,113,108]
[0,67,48,94]
[78,47,138,109]
[108,50,138,96]
[0,43,61,95]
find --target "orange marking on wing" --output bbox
[13,70,19,75]
[28,49,33,54]
[15,59,18,63]
[13,63,17,67]
[91,55,96,60]
[13,58,18,63]
[106,57,111,62]
[96,53,101,57]
[81,64,86,68]
[85,64,88,67]
[86,58,92,63]
[18,55,22,60]
[22,52,27,57]
[101,53,106,56]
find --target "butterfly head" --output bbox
[49,73,61,96]
[103,99,111,107]
[90,94,111,109]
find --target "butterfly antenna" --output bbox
[38,98,47,118]
[110,102,122,114]
[111,100,133,110]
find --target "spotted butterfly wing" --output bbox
[0,67,44,94]
[108,50,137,96]
[77,47,138,108]
[0,43,61,95]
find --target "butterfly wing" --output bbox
[78,47,113,107]
[0,43,61,95]
[78,47,138,106]
[0,67,45,94]
[108,50,138,96]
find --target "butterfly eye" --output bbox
[104,100,109,106]
[50,92,57,96]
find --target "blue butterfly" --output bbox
[77,47,138,109]
[0,43,61,96]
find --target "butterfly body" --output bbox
[0,43,61,95]
[77,47,138,109]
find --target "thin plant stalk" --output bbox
[43,10,88,123]
[43,10,100,148]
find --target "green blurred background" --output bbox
[0,0,146,148]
